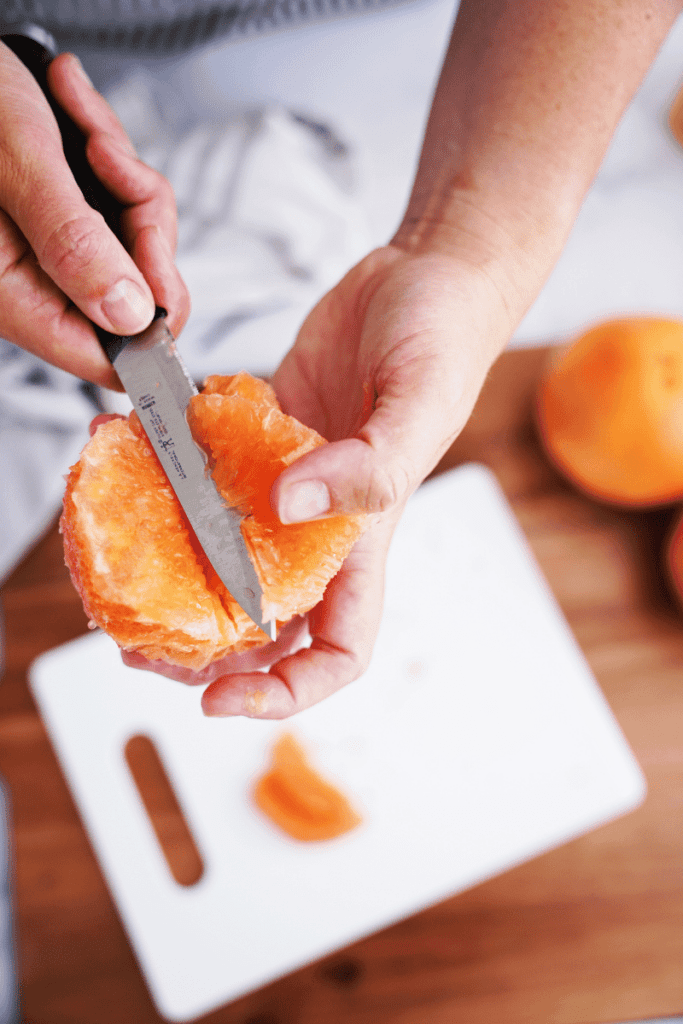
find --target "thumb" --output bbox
[272,437,408,523]
[271,380,466,523]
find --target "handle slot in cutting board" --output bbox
[124,734,204,888]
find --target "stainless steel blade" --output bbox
[112,319,270,634]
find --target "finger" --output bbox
[130,224,190,340]
[85,131,179,259]
[49,55,190,336]
[49,55,177,251]
[121,615,310,686]
[0,47,155,336]
[201,514,395,719]
[47,54,134,152]
[0,206,121,387]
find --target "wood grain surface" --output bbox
[2,346,683,1024]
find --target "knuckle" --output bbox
[40,213,108,281]
[361,459,412,513]
[157,173,176,206]
[138,160,175,207]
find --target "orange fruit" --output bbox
[253,732,362,841]
[536,317,683,507]
[61,372,367,670]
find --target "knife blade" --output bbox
[3,28,273,638]
[111,317,271,634]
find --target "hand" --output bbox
[89,0,683,718]
[161,245,516,718]
[0,44,189,388]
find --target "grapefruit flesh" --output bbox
[253,732,362,841]
[188,374,366,623]
[61,372,367,670]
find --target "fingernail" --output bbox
[279,480,330,523]
[102,279,155,334]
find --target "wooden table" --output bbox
[3,346,683,1024]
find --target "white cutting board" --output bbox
[29,464,645,1022]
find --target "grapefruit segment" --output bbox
[253,732,362,841]
[61,372,367,670]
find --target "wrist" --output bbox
[391,182,564,346]
[391,0,683,340]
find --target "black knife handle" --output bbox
[1,31,163,365]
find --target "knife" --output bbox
[2,27,274,639]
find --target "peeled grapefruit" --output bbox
[536,317,683,507]
[61,371,367,670]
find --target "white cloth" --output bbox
[0,343,93,582]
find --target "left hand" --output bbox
[136,243,516,718]
[120,0,683,717]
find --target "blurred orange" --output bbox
[536,317,683,507]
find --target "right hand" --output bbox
[0,43,189,388]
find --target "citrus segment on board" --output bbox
[536,317,683,507]
[253,733,362,841]
[61,372,367,670]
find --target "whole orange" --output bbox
[536,317,683,506]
